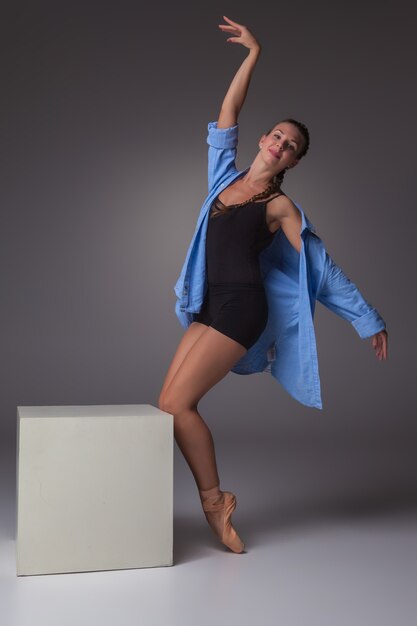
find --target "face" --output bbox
[258,122,304,171]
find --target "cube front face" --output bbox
[16,405,173,575]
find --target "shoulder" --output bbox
[268,194,300,221]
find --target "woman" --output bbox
[159,16,388,554]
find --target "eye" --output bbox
[274,133,296,151]
[274,133,296,152]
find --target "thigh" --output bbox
[159,321,209,404]
[162,326,247,414]
[160,288,214,404]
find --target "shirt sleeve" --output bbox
[317,252,386,339]
[207,120,239,193]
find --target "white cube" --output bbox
[16,404,173,576]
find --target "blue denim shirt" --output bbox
[173,121,386,410]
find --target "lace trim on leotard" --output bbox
[210,191,284,218]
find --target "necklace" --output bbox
[216,180,280,210]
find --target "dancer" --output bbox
[159,16,388,554]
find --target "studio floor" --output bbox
[1,432,416,626]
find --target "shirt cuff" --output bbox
[351,307,386,339]
[207,120,239,149]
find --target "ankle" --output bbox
[198,483,223,503]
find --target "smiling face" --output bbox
[259,122,305,171]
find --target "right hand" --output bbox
[218,15,261,52]
[371,329,388,361]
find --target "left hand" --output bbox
[371,329,388,360]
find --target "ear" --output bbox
[259,133,267,147]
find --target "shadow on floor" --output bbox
[173,485,417,563]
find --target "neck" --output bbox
[241,157,285,190]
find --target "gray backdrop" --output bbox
[1,0,415,449]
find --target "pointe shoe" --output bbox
[202,490,245,553]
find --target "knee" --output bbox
[160,395,180,416]
[158,392,169,413]
[158,390,177,415]
[158,389,191,417]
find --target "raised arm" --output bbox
[216,16,262,128]
[206,18,261,192]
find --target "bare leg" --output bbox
[159,322,246,489]
[171,406,221,490]
[158,321,208,405]
[158,323,247,552]
[159,321,223,490]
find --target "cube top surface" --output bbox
[17,404,169,419]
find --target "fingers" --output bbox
[218,25,240,32]
[381,332,388,360]
[374,332,388,361]
[218,25,241,38]
[375,335,382,360]
[218,22,242,44]
[219,15,243,37]
[222,15,244,28]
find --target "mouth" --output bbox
[269,148,281,159]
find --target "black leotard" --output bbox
[205,194,280,284]
[193,192,282,350]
